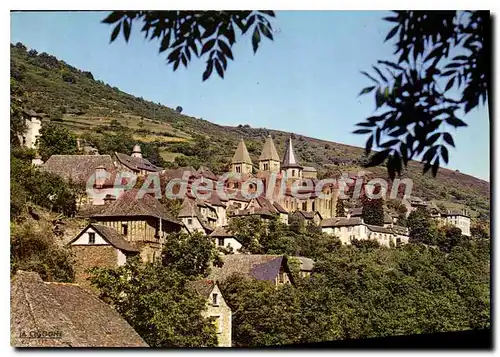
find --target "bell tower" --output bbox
[231,139,253,174]
[259,135,280,172]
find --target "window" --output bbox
[264,163,269,170]
[88,232,95,244]
[302,202,307,211]
[217,238,224,246]
[292,170,296,177]
[235,166,241,173]
[312,201,315,211]
[187,218,193,225]
[285,201,288,209]
[212,293,219,306]
[121,224,128,236]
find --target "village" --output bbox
[11,110,473,347]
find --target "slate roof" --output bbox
[115,152,162,172]
[293,211,322,220]
[302,166,317,172]
[41,155,116,185]
[321,217,364,227]
[210,226,235,238]
[186,280,216,299]
[231,139,253,165]
[259,135,280,161]
[197,166,218,181]
[391,225,409,235]
[294,256,315,272]
[282,137,302,168]
[273,201,288,214]
[348,207,363,217]
[68,224,139,253]
[90,189,181,225]
[366,224,394,234]
[178,198,213,232]
[441,210,470,218]
[11,271,148,347]
[210,255,286,282]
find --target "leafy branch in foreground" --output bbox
[102,11,275,81]
[356,11,489,178]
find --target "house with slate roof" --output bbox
[114,144,163,176]
[187,280,232,347]
[209,255,293,286]
[210,226,243,253]
[11,271,148,347]
[67,223,140,287]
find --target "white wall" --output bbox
[182,216,206,234]
[71,227,108,245]
[117,249,127,266]
[214,237,242,253]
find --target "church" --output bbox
[229,135,338,220]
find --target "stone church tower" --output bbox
[259,135,280,172]
[281,137,303,179]
[231,139,253,174]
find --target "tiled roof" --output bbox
[293,256,315,271]
[302,166,317,172]
[273,201,287,214]
[210,255,285,282]
[115,152,162,172]
[348,207,363,217]
[41,155,116,185]
[321,217,364,227]
[11,271,148,347]
[197,166,218,181]
[209,226,235,238]
[231,139,253,165]
[293,211,322,220]
[68,224,139,253]
[91,189,181,225]
[259,135,280,162]
[366,224,394,234]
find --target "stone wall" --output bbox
[204,284,232,347]
[70,245,118,289]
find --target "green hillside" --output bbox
[10,42,490,219]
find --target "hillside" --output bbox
[10,42,490,219]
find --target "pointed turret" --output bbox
[281,137,302,179]
[131,144,142,158]
[231,139,253,174]
[259,135,280,172]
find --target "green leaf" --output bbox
[424,45,445,63]
[441,146,449,164]
[359,86,376,96]
[385,26,399,42]
[201,39,216,56]
[432,157,440,177]
[356,121,377,128]
[353,129,372,134]
[123,19,131,42]
[110,23,121,43]
[102,11,125,24]
[367,149,390,167]
[202,60,214,81]
[443,132,455,147]
[381,139,399,148]
[427,132,441,145]
[214,59,224,79]
[360,71,380,84]
[160,34,171,53]
[445,76,455,91]
[383,16,399,22]
[202,23,218,39]
[259,23,273,41]
[446,116,468,127]
[372,66,388,83]
[377,60,404,71]
[218,39,234,60]
[252,27,261,53]
[365,135,374,156]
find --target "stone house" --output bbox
[210,255,293,286]
[41,154,123,206]
[83,189,184,262]
[187,280,232,347]
[437,210,471,236]
[291,210,323,226]
[114,144,162,176]
[67,223,140,287]
[17,109,42,150]
[209,226,243,253]
[178,198,214,235]
[11,271,148,347]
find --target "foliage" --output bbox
[162,231,221,278]
[10,220,74,282]
[361,197,384,226]
[336,199,346,217]
[102,11,275,80]
[37,122,78,161]
[11,150,77,219]
[407,207,439,245]
[89,258,218,347]
[356,11,489,178]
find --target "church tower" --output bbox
[259,135,280,172]
[231,139,253,174]
[131,144,142,158]
[281,137,302,179]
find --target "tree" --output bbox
[176,105,183,113]
[407,206,439,245]
[37,122,78,161]
[102,11,275,81]
[162,231,221,278]
[356,11,489,178]
[336,199,346,217]
[89,258,218,347]
[361,197,384,226]
[436,225,464,253]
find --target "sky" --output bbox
[10,11,490,181]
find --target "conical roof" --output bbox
[231,139,253,165]
[132,144,141,153]
[259,135,280,162]
[282,137,302,168]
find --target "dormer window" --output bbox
[187,218,193,225]
[88,232,95,244]
[212,293,219,306]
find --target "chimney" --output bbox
[95,165,107,188]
